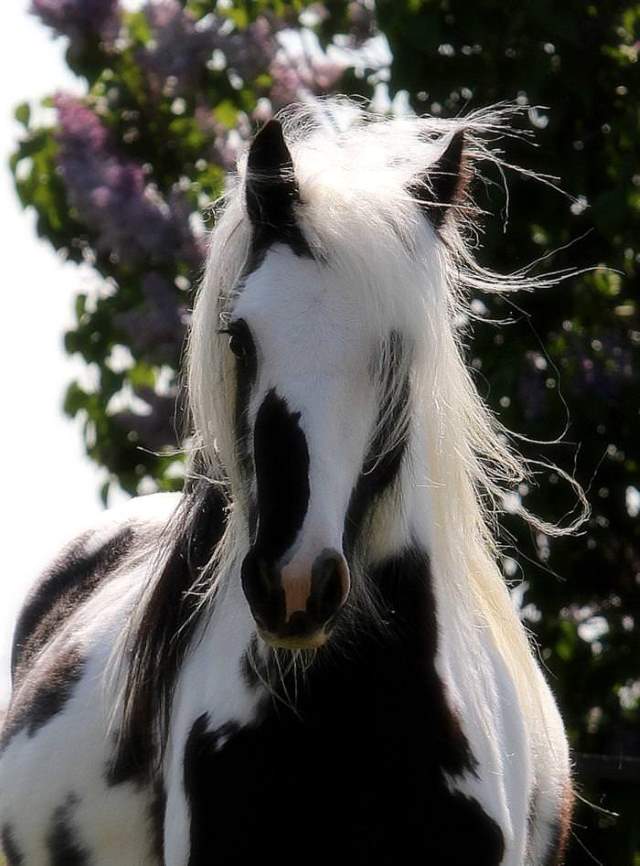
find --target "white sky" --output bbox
[0,3,111,702]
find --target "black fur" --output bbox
[541,818,568,866]
[11,526,134,683]
[184,548,503,866]
[245,120,311,261]
[47,795,88,866]
[527,784,572,865]
[241,389,311,631]
[230,317,258,531]
[1,646,84,751]
[240,635,265,691]
[149,779,166,863]
[250,388,310,563]
[408,129,470,230]
[1,824,23,866]
[344,332,410,555]
[113,481,227,782]
[104,727,145,788]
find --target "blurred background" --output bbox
[1,1,638,863]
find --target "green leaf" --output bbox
[14,102,31,127]
[213,100,239,129]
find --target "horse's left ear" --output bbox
[245,119,299,234]
[409,130,470,230]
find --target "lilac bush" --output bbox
[55,94,203,267]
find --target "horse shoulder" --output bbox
[11,492,180,682]
[0,493,180,866]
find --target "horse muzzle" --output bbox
[241,548,350,649]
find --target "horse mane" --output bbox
[116,98,587,775]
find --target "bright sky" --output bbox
[0,3,110,702]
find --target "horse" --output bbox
[0,100,578,866]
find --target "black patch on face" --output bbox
[1,824,23,866]
[240,389,311,631]
[344,332,410,555]
[1,646,84,752]
[11,526,134,684]
[47,795,88,866]
[251,389,310,564]
[229,318,258,530]
[184,548,503,866]
[113,480,227,783]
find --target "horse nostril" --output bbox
[309,549,350,625]
[241,552,283,632]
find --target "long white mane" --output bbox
[186,99,588,723]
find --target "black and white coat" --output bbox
[0,105,574,866]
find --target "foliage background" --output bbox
[10,0,639,862]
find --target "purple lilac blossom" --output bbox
[115,273,188,365]
[268,52,344,109]
[193,104,245,171]
[221,16,281,82]
[54,95,203,267]
[139,5,283,98]
[138,1,218,96]
[32,0,119,45]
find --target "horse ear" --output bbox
[409,130,470,230]
[245,119,299,233]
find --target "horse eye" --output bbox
[220,319,254,363]
[228,332,246,359]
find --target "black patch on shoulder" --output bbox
[113,482,227,783]
[184,547,503,866]
[1,824,24,866]
[1,645,84,752]
[47,795,88,866]
[252,389,310,563]
[11,526,135,682]
[344,332,410,554]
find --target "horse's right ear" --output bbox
[408,130,470,230]
[245,120,299,233]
